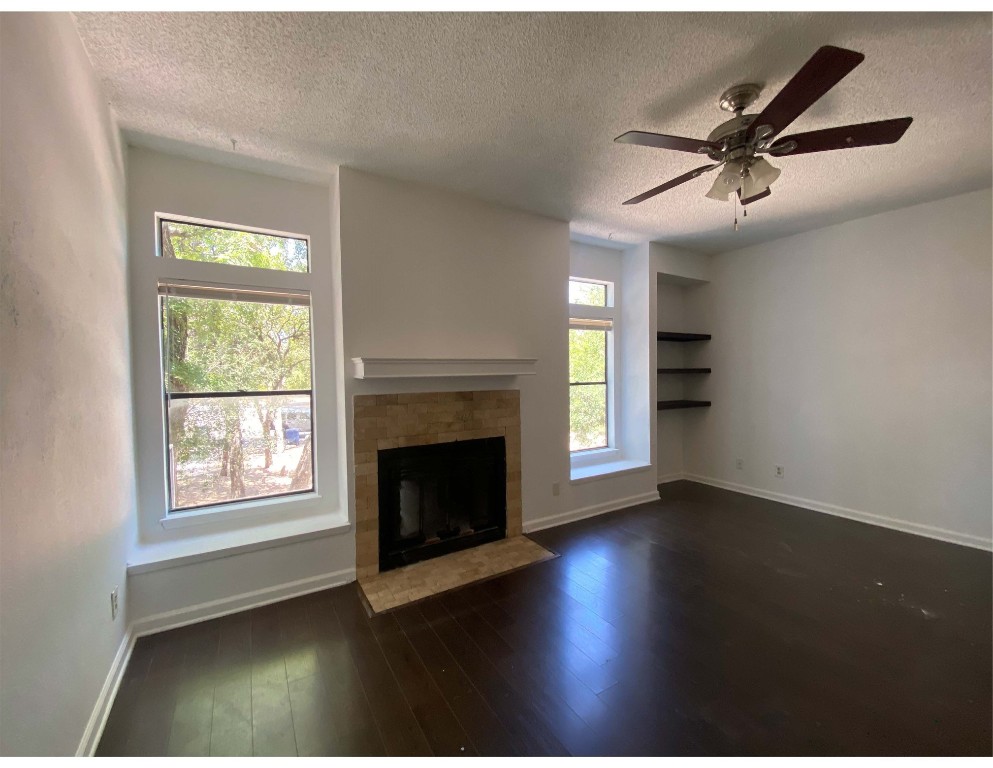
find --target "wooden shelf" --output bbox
[657,368,711,374]
[658,400,712,411]
[657,331,711,342]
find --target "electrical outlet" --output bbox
[735,458,744,470]
[775,465,785,479]
[110,587,119,621]
[552,482,560,497]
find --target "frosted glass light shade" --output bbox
[741,157,781,198]
[705,164,743,201]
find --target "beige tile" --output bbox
[357,536,555,614]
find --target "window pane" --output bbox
[569,328,606,383]
[569,279,606,307]
[570,384,607,451]
[162,295,312,394]
[161,219,309,273]
[161,290,315,513]
[167,393,313,510]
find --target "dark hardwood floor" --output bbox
[96,481,992,756]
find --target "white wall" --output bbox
[683,188,993,548]
[656,281,689,479]
[338,168,573,529]
[0,14,134,755]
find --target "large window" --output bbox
[569,278,614,452]
[156,217,316,516]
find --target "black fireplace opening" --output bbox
[378,436,506,572]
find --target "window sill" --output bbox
[159,491,323,529]
[570,446,621,469]
[570,459,653,485]
[129,508,350,575]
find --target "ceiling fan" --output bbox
[615,45,913,207]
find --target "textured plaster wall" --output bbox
[683,188,993,546]
[0,13,135,755]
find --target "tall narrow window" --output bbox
[157,213,317,515]
[569,278,614,452]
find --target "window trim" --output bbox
[132,211,336,536]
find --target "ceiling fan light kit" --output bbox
[615,45,914,213]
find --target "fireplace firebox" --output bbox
[377,437,507,572]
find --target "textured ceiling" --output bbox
[73,12,992,253]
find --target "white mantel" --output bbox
[351,357,538,379]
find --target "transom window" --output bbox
[569,278,607,307]
[160,218,309,273]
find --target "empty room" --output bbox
[1,9,990,759]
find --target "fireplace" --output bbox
[377,437,506,572]
[353,390,522,579]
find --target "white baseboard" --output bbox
[131,567,356,639]
[523,491,660,534]
[683,473,993,552]
[657,472,684,485]
[76,628,136,756]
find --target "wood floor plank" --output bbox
[368,610,477,756]
[304,593,387,756]
[250,604,297,756]
[417,598,570,756]
[96,482,992,756]
[393,603,522,756]
[329,587,432,755]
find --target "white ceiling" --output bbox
[73,12,992,253]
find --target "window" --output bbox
[161,218,309,272]
[153,216,318,518]
[569,278,614,452]
[161,285,314,512]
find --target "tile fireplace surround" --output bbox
[353,389,523,579]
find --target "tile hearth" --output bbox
[358,535,556,614]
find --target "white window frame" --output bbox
[133,212,334,532]
[569,276,621,470]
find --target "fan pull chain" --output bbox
[733,193,739,231]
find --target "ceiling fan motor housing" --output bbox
[718,83,762,113]
[706,114,758,161]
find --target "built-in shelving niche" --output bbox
[657,331,711,409]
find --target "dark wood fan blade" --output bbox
[615,131,720,155]
[747,46,865,141]
[738,187,771,205]
[623,164,717,205]
[769,117,913,156]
